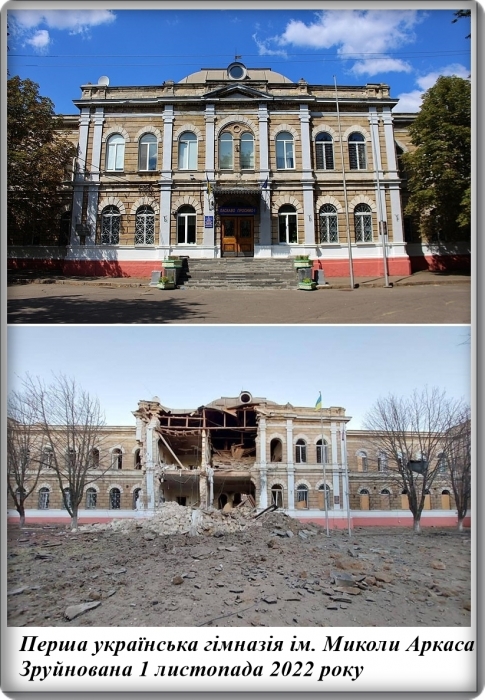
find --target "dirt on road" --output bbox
[7,505,471,628]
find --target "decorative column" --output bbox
[258,103,271,249]
[71,108,91,246]
[299,104,315,245]
[331,422,341,510]
[159,105,174,250]
[258,418,268,508]
[199,429,209,507]
[85,107,104,244]
[286,419,295,509]
[204,103,216,249]
[144,416,160,511]
[382,107,405,244]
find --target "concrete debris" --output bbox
[64,601,101,621]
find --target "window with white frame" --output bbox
[348,132,366,170]
[62,487,72,510]
[65,448,76,470]
[271,484,284,508]
[319,204,338,243]
[296,484,309,508]
[40,446,53,469]
[101,206,120,245]
[177,205,197,244]
[278,205,298,244]
[316,439,329,464]
[295,439,307,463]
[138,133,157,171]
[106,134,125,171]
[240,132,255,169]
[354,204,373,242]
[357,450,368,471]
[219,131,233,170]
[315,132,334,169]
[38,487,50,509]
[89,448,100,469]
[437,452,448,474]
[276,131,294,169]
[178,132,197,170]
[377,451,388,472]
[135,206,155,245]
[111,449,123,470]
[86,488,97,509]
[133,488,142,510]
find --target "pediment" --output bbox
[203,84,271,100]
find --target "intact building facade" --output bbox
[8,392,462,528]
[12,61,447,278]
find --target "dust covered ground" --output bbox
[7,505,471,628]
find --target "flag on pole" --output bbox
[315,392,322,411]
[206,174,212,197]
[262,177,268,189]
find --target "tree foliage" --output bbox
[364,387,468,533]
[20,374,109,529]
[7,76,76,245]
[402,76,471,244]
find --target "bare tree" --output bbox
[7,390,44,528]
[22,374,109,529]
[441,406,471,531]
[364,387,466,533]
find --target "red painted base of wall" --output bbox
[299,514,471,529]
[409,254,471,274]
[62,260,161,278]
[312,258,412,277]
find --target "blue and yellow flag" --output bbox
[315,392,322,411]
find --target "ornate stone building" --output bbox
[8,392,461,528]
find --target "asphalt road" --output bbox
[7,282,471,324]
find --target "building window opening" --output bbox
[112,449,123,470]
[240,132,255,169]
[38,488,50,509]
[86,488,97,509]
[138,133,157,171]
[101,205,120,245]
[219,132,233,170]
[315,132,334,170]
[279,205,298,244]
[110,488,121,509]
[348,132,366,170]
[41,446,53,469]
[106,134,125,171]
[133,487,142,510]
[89,448,100,468]
[62,488,72,510]
[354,204,373,242]
[295,439,307,463]
[134,449,142,469]
[176,496,187,506]
[318,484,331,510]
[270,438,283,462]
[135,206,155,245]
[271,485,284,508]
[319,204,338,243]
[178,132,197,170]
[296,484,309,509]
[177,205,196,244]
[276,131,294,169]
[218,493,228,510]
[316,439,329,464]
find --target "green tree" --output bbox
[7,76,76,245]
[402,76,471,244]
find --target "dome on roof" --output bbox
[179,63,293,85]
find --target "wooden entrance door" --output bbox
[221,217,254,256]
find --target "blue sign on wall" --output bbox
[204,216,214,228]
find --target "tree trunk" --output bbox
[17,505,25,529]
[457,517,464,532]
[413,515,421,533]
[71,509,78,530]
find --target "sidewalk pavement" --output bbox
[7,269,471,290]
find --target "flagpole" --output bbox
[334,76,355,290]
[320,393,329,537]
[342,423,352,537]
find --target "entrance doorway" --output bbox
[221,217,254,256]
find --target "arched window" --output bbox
[348,132,366,170]
[133,488,142,510]
[359,488,370,510]
[40,446,53,469]
[357,450,368,472]
[86,488,97,509]
[89,448,100,468]
[101,206,120,245]
[178,132,197,170]
[354,204,373,242]
[135,206,155,245]
[276,131,294,169]
[315,132,334,170]
[381,488,391,507]
[295,439,307,464]
[106,134,125,171]
[318,484,331,510]
[437,453,448,473]
[219,132,233,170]
[319,204,338,243]
[110,488,121,509]
[377,452,388,472]
[19,447,30,469]
[271,485,284,508]
[134,449,142,469]
[270,438,283,462]
[62,488,72,510]
[240,132,254,169]
[296,484,309,509]
[38,488,50,509]
[441,489,451,509]
[111,449,123,470]
[58,211,71,246]
[278,205,297,244]
[177,205,196,244]
[138,133,157,171]
[317,439,329,464]
[65,448,76,469]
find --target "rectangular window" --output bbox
[240,140,254,169]
[219,140,233,170]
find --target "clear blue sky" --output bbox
[7,326,471,428]
[6,6,471,114]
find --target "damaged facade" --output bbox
[8,392,461,527]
